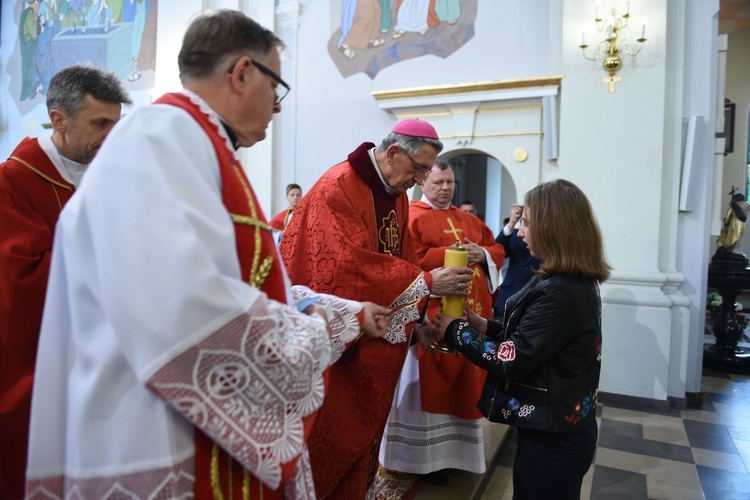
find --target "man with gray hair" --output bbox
[24,9,389,499]
[281,120,474,498]
[0,63,130,500]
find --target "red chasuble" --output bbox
[269,207,293,231]
[156,93,305,500]
[409,201,506,419]
[0,138,74,500]
[280,143,431,499]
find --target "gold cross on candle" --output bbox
[443,217,464,243]
[602,74,622,93]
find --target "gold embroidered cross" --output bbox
[443,217,464,244]
[602,74,622,93]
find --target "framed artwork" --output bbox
[720,98,736,155]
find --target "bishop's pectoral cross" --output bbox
[602,74,622,94]
[443,217,464,244]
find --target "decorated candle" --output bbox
[441,243,468,317]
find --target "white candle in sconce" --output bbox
[626,1,630,16]
[581,25,587,45]
[594,0,601,19]
[640,17,647,39]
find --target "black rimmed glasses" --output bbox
[228,57,291,105]
[401,150,432,177]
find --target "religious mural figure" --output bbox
[338,0,385,59]
[7,0,158,113]
[19,0,39,101]
[329,0,476,79]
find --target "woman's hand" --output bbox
[414,321,440,351]
[431,312,461,340]
[464,305,488,334]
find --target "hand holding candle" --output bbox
[441,242,469,317]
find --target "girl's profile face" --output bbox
[287,188,302,208]
[518,206,538,258]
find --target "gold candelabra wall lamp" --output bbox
[580,1,647,93]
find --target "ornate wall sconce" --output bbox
[579,1,647,93]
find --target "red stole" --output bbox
[155,93,300,499]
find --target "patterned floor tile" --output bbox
[597,432,694,463]
[641,414,690,446]
[590,465,648,498]
[680,407,722,424]
[696,464,750,500]
[734,439,750,472]
[600,405,645,424]
[599,418,643,439]
[684,419,737,453]
[691,447,747,473]
[593,447,647,474]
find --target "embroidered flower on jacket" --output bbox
[497,340,516,362]
[594,334,602,362]
[564,390,597,424]
[499,398,535,420]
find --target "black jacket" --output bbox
[444,273,602,432]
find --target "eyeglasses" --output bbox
[228,58,291,105]
[401,150,432,176]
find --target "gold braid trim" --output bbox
[10,156,73,190]
[229,163,273,288]
[211,444,225,500]
[211,164,270,500]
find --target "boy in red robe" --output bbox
[269,183,302,232]
[0,65,131,500]
[280,119,475,498]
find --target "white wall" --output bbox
[558,0,717,401]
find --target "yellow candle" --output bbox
[441,244,468,317]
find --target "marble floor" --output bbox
[412,368,750,499]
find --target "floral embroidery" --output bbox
[455,321,517,371]
[500,397,536,420]
[564,389,597,424]
[594,333,602,362]
[497,341,516,362]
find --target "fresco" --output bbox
[7,0,157,115]
[329,0,477,79]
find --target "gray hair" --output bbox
[178,9,284,83]
[46,64,131,118]
[377,132,444,156]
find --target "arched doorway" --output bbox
[411,150,520,236]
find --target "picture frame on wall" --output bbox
[721,98,736,155]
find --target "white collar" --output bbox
[420,193,450,210]
[367,147,395,194]
[37,135,86,187]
